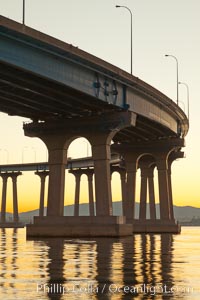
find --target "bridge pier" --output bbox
[35,171,49,217]
[0,173,9,223]
[69,168,95,217]
[69,170,81,216]
[0,172,23,227]
[133,155,180,234]
[12,172,22,223]
[24,112,135,237]
[148,165,156,220]
[123,153,138,223]
[87,170,95,217]
[112,140,184,233]
[139,162,149,220]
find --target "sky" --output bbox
[0,0,200,212]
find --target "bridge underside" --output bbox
[0,62,177,143]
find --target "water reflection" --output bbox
[31,234,175,300]
[0,229,18,294]
[0,228,197,299]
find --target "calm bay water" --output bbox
[0,227,200,299]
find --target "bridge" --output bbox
[0,16,189,236]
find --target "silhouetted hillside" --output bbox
[14,202,200,224]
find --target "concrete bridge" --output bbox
[0,16,189,236]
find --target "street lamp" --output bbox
[22,0,25,25]
[116,5,133,75]
[178,82,190,120]
[165,54,179,106]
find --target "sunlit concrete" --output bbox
[26,216,133,237]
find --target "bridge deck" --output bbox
[0,154,121,172]
[0,16,189,142]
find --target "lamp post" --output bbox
[165,54,179,106]
[22,0,25,25]
[116,5,133,75]
[178,82,190,120]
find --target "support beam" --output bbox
[148,166,156,220]
[87,172,95,217]
[167,164,174,220]
[139,166,148,220]
[0,173,9,223]
[35,171,49,217]
[47,147,67,217]
[123,154,138,222]
[92,141,113,216]
[156,155,171,220]
[11,172,22,223]
[74,173,81,216]
[120,170,127,216]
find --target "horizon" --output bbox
[3,201,200,215]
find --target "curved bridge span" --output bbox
[0,16,189,236]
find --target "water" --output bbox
[0,227,200,300]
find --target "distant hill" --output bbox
[14,202,200,224]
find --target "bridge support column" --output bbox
[35,171,49,217]
[120,170,127,216]
[156,154,171,221]
[87,171,95,217]
[47,147,67,217]
[0,172,23,227]
[139,165,148,220]
[167,163,174,221]
[123,154,137,223]
[74,173,81,216]
[0,173,9,223]
[69,171,82,217]
[148,166,156,220]
[11,172,22,223]
[91,135,113,217]
[69,169,95,216]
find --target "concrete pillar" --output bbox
[70,169,95,217]
[139,167,148,220]
[35,171,49,217]
[167,163,174,220]
[148,166,156,220]
[156,155,171,220]
[167,151,184,222]
[11,172,22,223]
[0,173,9,223]
[91,136,113,216]
[87,172,95,216]
[123,154,137,221]
[120,170,127,216]
[47,147,67,216]
[74,173,81,216]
